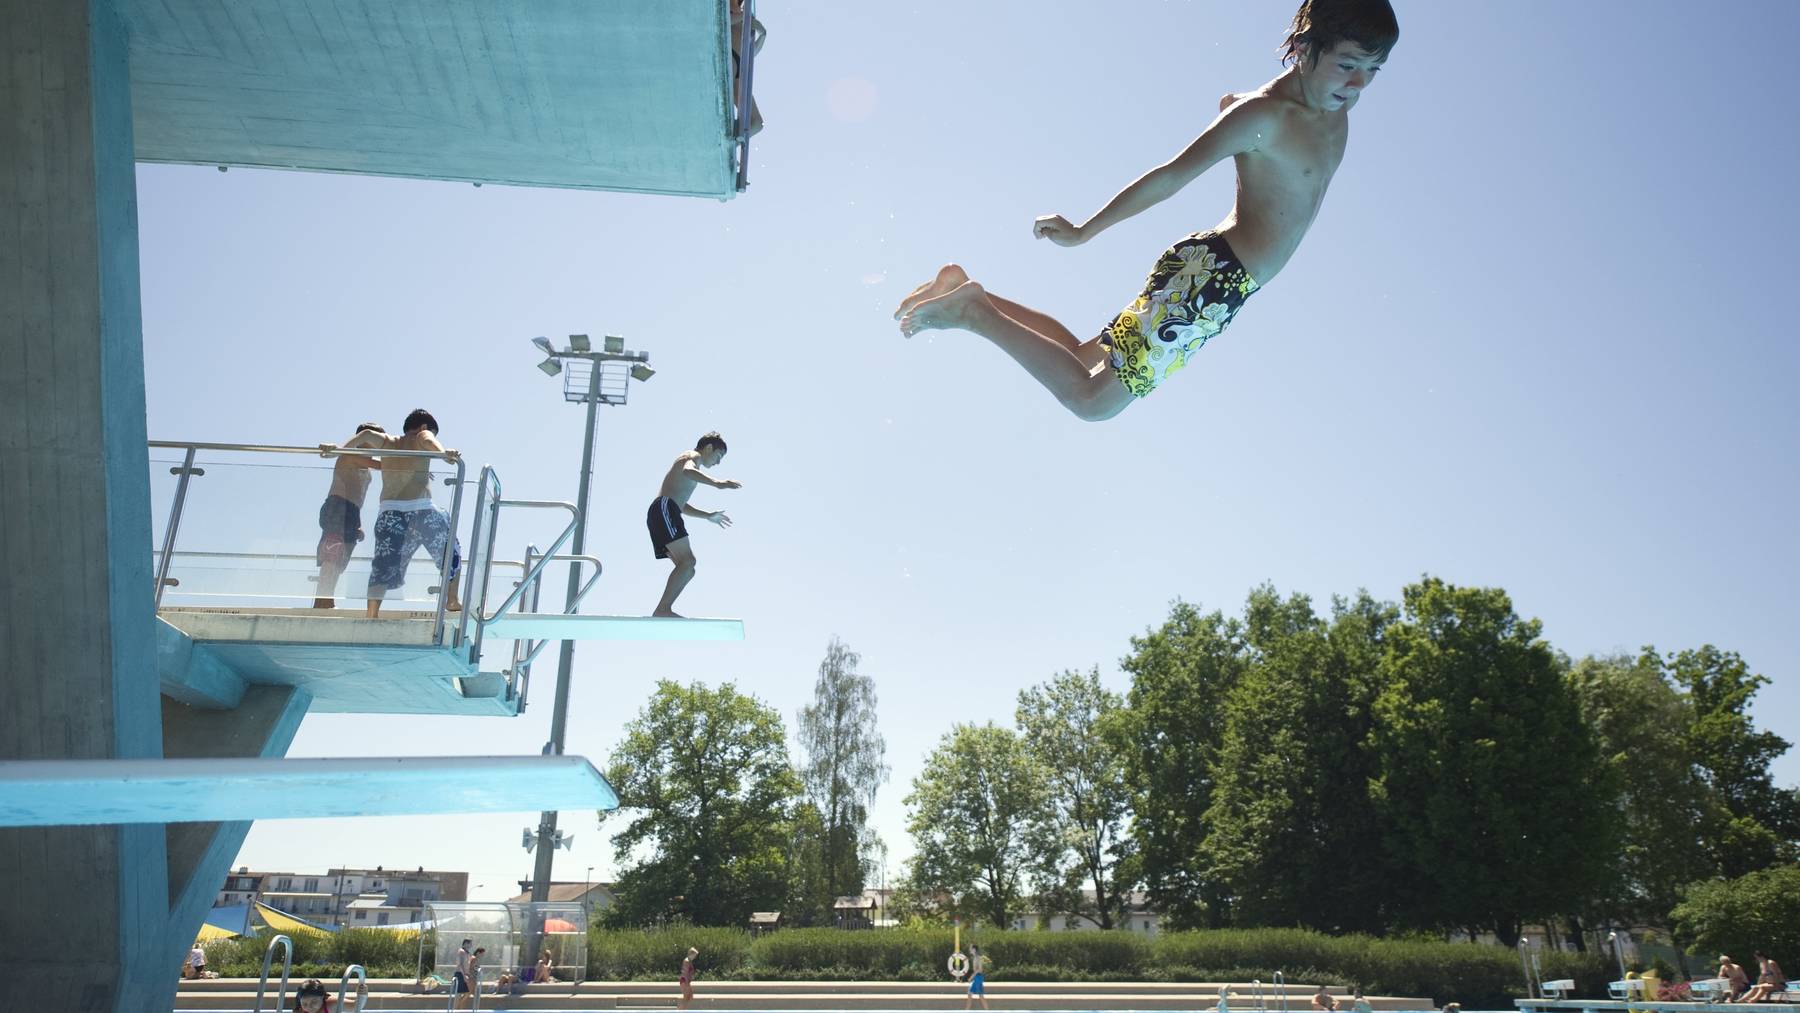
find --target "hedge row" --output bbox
[588,927,1608,1005]
[205,926,1606,1006]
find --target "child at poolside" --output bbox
[896,0,1398,421]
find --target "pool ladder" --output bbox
[254,935,293,1013]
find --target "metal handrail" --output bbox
[150,440,463,641]
[338,964,368,1013]
[734,0,757,190]
[1274,970,1287,1013]
[154,447,200,609]
[453,466,505,652]
[255,934,293,1013]
[1252,978,1266,1013]
[465,499,581,676]
[488,553,603,708]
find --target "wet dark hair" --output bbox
[1281,0,1398,67]
[403,409,439,435]
[293,978,327,1009]
[695,431,727,454]
[355,422,384,435]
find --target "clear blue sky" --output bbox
[138,1,1800,900]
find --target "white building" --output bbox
[1013,890,1165,935]
[212,864,468,928]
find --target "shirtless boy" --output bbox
[313,421,383,608]
[648,432,741,617]
[338,408,463,617]
[896,0,1398,421]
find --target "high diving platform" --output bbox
[0,440,741,828]
[0,755,619,827]
[126,0,759,197]
[150,441,744,719]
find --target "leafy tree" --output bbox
[1664,646,1800,875]
[1015,667,1136,929]
[1119,600,1249,928]
[1565,653,1714,936]
[795,637,889,916]
[904,722,1048,928]
[781,800,834,926]
[1200,587,1397,933]
[1669,864,1800,967]
[1367,578,1616,945]
[602,680,803,926]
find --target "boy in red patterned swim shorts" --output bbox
[897,0,1397,422]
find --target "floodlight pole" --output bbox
[529,359,602,907]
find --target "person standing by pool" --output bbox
[896,0,1398,422]
[341,409,463,618]
[451,939,474,1009]
[649,432,741,618]
[964,944,989,1010]
[313,422,383,608]
[1313,986,1339,1011]
[678,947,699,1010]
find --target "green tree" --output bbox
[1664,645,1800,875]
[1565,653,1715,937]
[1015,667,1136,929]
[1669,864,1800,967]
[1367,578,1616,945]
[781,800,833,926]
[1119,600,1249,928]
[904,722,1048,928]
[795,637,889,918]
[602,679,803,926]
[1200,587,1397,933]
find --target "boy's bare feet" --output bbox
[895,264,969,320]
[900,280,987,337]
[651,608,685,618]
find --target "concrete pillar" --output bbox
[0,1,167,1011]
[161,687,312,963]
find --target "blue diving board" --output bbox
[0,755,618,827]
[126,0,741,198]
[484,614,745,641]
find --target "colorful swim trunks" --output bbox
[1100,231,1259,398]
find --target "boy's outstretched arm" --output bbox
[682,461,742,489]
[1034,96,1280,246]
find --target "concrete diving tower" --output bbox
[4,3,755,1005]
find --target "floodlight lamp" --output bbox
[522,828,537,852]
[569,333,591,352]
[537,358,563,377]
[630,364,655,382]
[603,334,625,354]
[531,336,555,355]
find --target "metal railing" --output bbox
[488,551,603,712]
[255,934,294,1013]
[151,442,464,638]
[734,0,758,191]
[338,964,368,1013]
[149,442,597,712]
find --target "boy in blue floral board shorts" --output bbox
[897,0,1397,422]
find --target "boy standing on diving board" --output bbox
[649,432,741,618]
[896,0,1398,421]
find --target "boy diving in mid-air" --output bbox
[896,0,1398,421]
